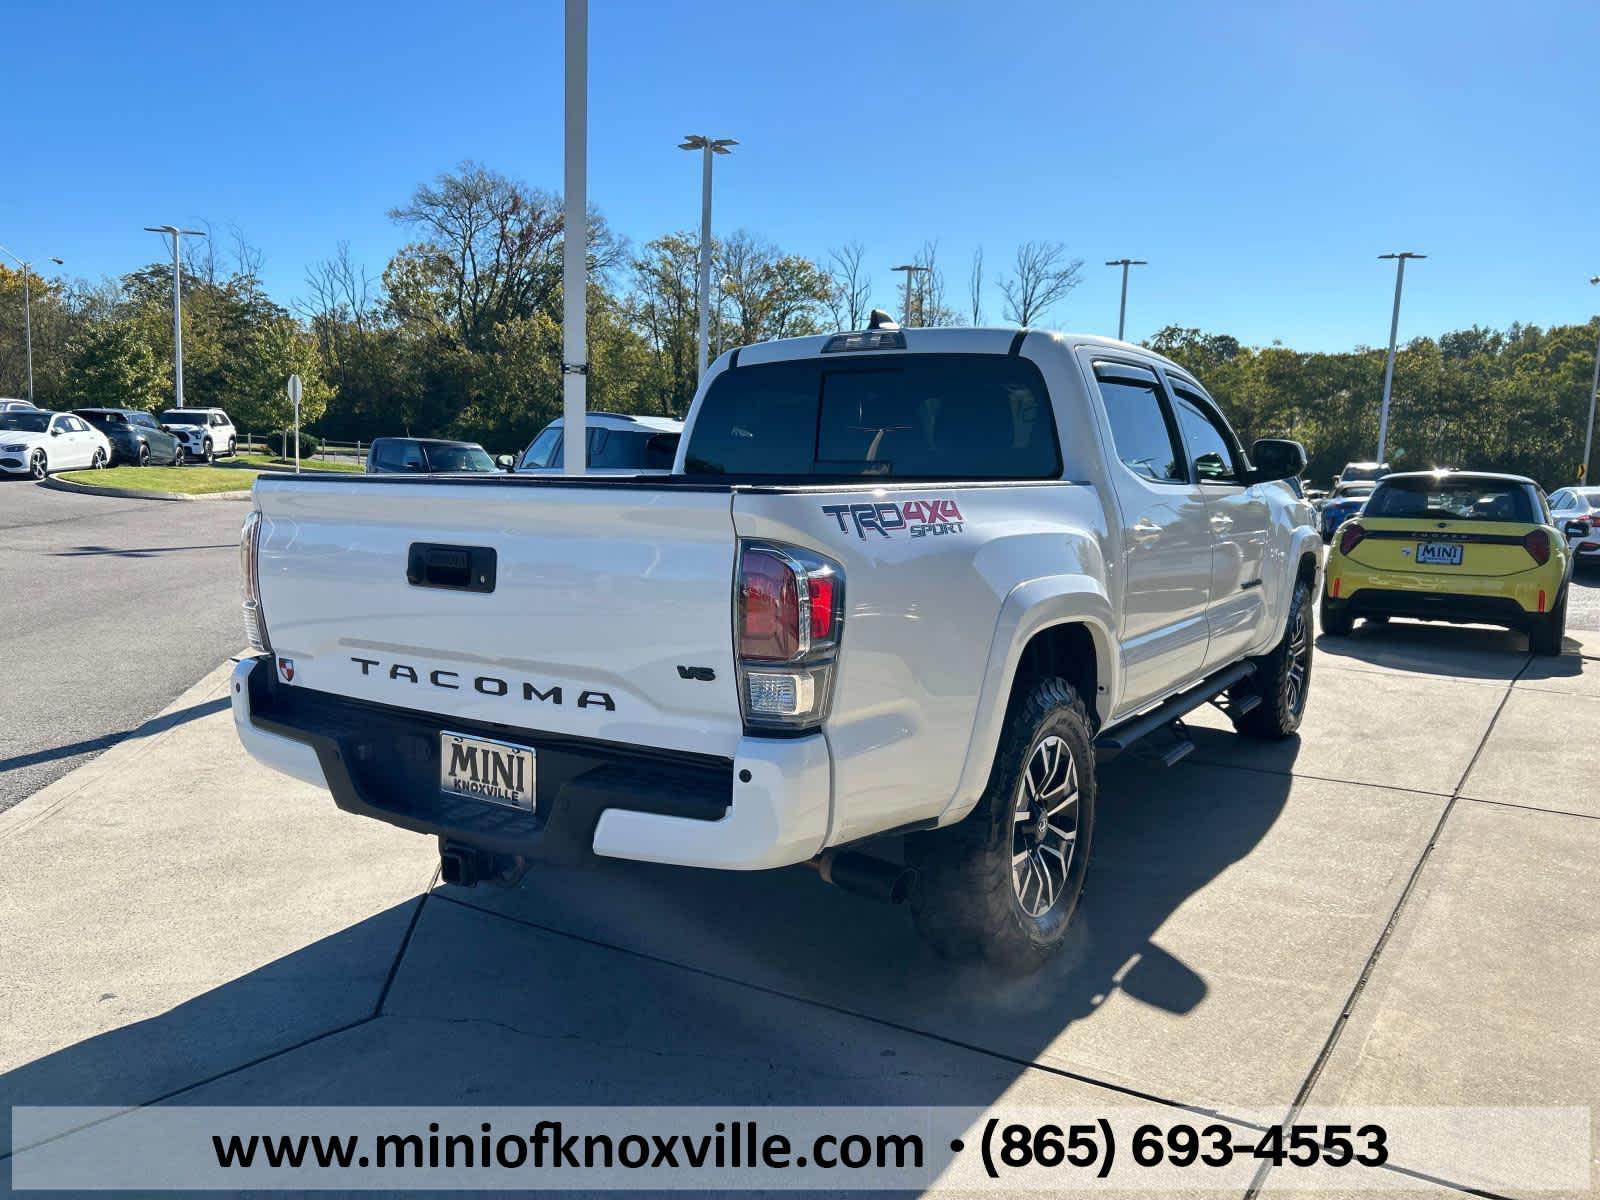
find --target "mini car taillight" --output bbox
[735,541,844,732]
[1522,528,1551,566]
[1338,522,1366,556]
[240,509,271,654]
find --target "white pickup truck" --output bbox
[233,318,1321,970]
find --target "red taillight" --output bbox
[1522,528,1551,566]
[738,548,803,662]
[808,572,836,641]
[735,542,846,732]
[1338,522,1366,557]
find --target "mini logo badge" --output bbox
[277,657,295,683]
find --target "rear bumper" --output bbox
[229,655,829,870]
[1324,588,1542,628]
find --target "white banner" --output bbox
[8,1105,1591,1192]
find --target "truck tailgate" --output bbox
[252,478,742,758]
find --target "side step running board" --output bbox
[1094,661,1256,755]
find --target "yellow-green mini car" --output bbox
[1320,470,1573,655]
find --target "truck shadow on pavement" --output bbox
[1,745,1296,1154]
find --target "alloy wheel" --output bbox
[30,450,47,480]
[1286,606,1311,715]
[1011,734,1080,918]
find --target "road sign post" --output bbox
[287,374,303,474]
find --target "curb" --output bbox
[41,476,253,503]
[0,657,241,843]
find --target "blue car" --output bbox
[1318,482,1376,542]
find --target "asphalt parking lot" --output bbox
[0,482,250,812]
[3,510,1598,1196]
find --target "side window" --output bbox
[376,442,425,472]
[1170,388,1241,485]
[1094,363,1185,484]
[1551,491,1572,511]
[211,414,226,427]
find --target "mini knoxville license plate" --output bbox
[439,731,536,811]
[1415,542,1464,566]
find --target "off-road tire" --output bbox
[1319,592,1353,637]
[1528,590,1566,657]
[1232,576,1314,739]
[907,676,1096,973]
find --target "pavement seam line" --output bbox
[1240,652,1534,1200]
[428,892,1274,1137]
[1464,795,1600,822]
[374,867,440,1017]
[0,1016,377,1164]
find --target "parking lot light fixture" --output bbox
[0,244,65,403]
[1581,275,1600,485]
[891,263,931,328]
[144,225,207,408]
[1104,258,1147,341]
[679,135,736,380]
[1376,252,1425,465]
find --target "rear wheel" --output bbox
[1233,576,1314,739]
[907,676,1095,973]
[1319,592,1353,637]
[90,448,106,469]
[1529,590,1567,656]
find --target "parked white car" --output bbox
[517,413,682,474]
[1,398,40,413]
[0,409,111,478]
[232,318,1320,970]
[1548,486,1600,567]
[159,407,238,462]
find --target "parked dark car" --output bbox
[365,437,508,474]
[72,408,184,466]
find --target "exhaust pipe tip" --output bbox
[808,849,917,905]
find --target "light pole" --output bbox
[679,134,736,379]
[562,0,589,474]
[1375,251,1425,465]
[891,263,930,327]
[144,225,207,407]
[0,245,65,403]
[1104,258,1146,341]
[1581,275,1600,485]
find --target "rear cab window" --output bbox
[684,354,1061,480]
[1363,477,1539,524]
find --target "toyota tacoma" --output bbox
[232,317,1321,970]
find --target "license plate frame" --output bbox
[439,730,537,812]
[1415,542,1464,566]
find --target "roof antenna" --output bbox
[867,309,899,331]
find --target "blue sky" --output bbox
[6,0,1597,351]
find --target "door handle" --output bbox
[1131,518,1162,543]
[1209,513,1234,530]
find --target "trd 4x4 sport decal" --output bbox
[822,499,965,540]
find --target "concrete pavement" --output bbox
[0,480,251,812]
[1,624,1597,1197]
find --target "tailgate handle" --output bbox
[407,543,496,593]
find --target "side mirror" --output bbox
[1563,519,1591,538]
[1249,437,1307,483]
[49,427,62,437]
[495,454,515,471]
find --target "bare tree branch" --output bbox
[998,240,1083,326]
